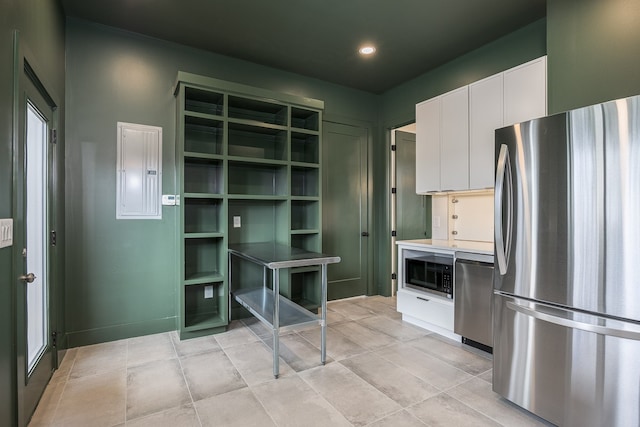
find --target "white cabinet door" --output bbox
[504,56,547,126]
[469,74,503,189]
[415,97,440,193]
[440,86,469,191]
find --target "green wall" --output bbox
[0,0,65,425]
[547,0,640,114]
[373,19,547,295]
[64,19,379,347]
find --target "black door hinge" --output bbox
[391,144,396,151]
[50,230,56,246]
[391,230,397,237]
[391,273,397,280]
[50,129,57,144]
[51,331,57,348]
[361,231,369,237]
[391,187,396,194]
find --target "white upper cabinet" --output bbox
[503,56,547,126]
[440,86,469,191]
[415,56,547,193]
[416,97,441,193]
[416,87,469,193]
[469,74,503,189]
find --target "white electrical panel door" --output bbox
[116,122,162,219]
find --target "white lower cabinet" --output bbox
[397,289,456,339]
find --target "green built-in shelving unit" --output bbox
[174,72,324,339]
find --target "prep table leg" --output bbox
[272,267,280,378]
[321,263,327,365]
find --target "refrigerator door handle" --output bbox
[494,144,512,275]
[506,301,640,341]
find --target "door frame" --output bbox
[12,31,60,427]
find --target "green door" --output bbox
[322,121,369,300]
[15,60,56,426]
[395,131,429,241]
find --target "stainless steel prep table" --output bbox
[228,242,341,378]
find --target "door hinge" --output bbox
[391,230,397,237]
[51,331,57,348]
[391,144,396,151]
[50,230,56,246]
[50,129,57,144]
[391,187,396,194]
[361,231,369,237]
[391,273,397,280]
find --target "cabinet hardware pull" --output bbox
[417,296,430,302]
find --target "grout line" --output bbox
[170,333,204,427]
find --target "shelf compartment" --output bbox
[228,122,287,161]
[291,200,319,231]
[184,281,227,330]
[228,95,287,126]
[184,115,223,155]
[291,107,319,131]
[233,287,318,331]
[291,166,319,197]
[185,87,224,116]
[290,233,320,252]
[290,269,321,311]
[184,237,223,281]
[227,199,288,245]
[184,158,223,194]
[228,161,287,196]
[291,132,319,164]
[184,197,223,234]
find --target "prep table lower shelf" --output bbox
[232,287,319,331]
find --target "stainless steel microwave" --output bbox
[404,254,453,298]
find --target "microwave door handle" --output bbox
[495,144,512,275]
[506,301,640,341]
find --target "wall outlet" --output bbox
[0,219,13,248]
[204,285,213,299]
[233,216,241,228]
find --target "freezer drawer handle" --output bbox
[495,144,513,275]
[417,296,430,302]
[506,301,640,340]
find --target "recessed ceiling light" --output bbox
[359,46,376,55]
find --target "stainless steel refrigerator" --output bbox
[493,95,640,427]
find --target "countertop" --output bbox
[396,239,494,256]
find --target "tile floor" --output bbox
[29,296,552,427]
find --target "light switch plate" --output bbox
[233,216,241,228]
[204,285,213,299]
[0,219,13,248]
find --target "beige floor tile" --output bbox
[69,340,127,379]
[410,335,492,376]
[196,387,276,427]
[353,297,402,320]
[28,380,66,426]
[376,343,473,390]
[123,404,200,427]
[325,308,349,325]
[298,326,367,361]
[340,352,439,407]
[326,299,375,320]
[408,393,501,427]
[223,341,294,385]
[263,332,332,372]
[48,348,77,385]
[171,331,220,358]
[479,368,493,383]
[252,375,350,427]
[358,315,428,342]
[181,349,246,401]
[51,369,126,427]
[300,363,401,426]
[367,409,427,427]
[126,359,191,420]
[330,321,397,350]
[214,320,260,349]
[127,332,176,367]
[447,377,554,426]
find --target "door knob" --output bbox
[19,273,36,283]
